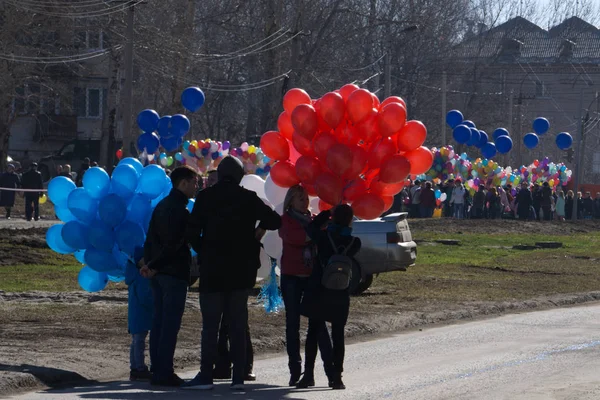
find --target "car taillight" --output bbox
[386,232,400,243]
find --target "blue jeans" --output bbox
[150,274,188,380]
[453,203,465,219]
[419,205,433,218]
[130,331,149,371]
[280,275,333,378]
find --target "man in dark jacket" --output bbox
[183,156,281,391]
[21,163,43,221]
[516,182,533,220]
[0,164,21,219]
[532,185,542,221]
[540,182,553,221]
[141,165,199,387]
[472,185,486,219]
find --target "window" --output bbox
[593,152,600,174]
[74,30,103,50]
[87,88,101,118]
[27,84,41,114]
[73,87,102,118]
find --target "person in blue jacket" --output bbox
[126,246,153,381]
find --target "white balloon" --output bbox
[440,193,447,202]
[275,202,284,215]
[309,196,320,213]
[262,230,283,259]
[264,175,288,206]
[240,174,266,199]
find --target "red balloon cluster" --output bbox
[260,85,432,220]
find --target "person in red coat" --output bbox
[279,185,334,386]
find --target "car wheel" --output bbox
[354,274,374,295]
[349,259,362,295]
[39,164,50,183]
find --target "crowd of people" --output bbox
[394,179,600,221]
[0,162,44,221]
[127,155,361,392]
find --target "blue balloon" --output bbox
[187,198,195,213]
[48,176,76,208]
[523,133,539,149]
[116,220,145,256]
[74,249,86,264]
[99,194,127,228]
[201,147,210,156]
[556,132,573,150]
[452,124,471,144]
[481,142,497,159]
[493,128,509,141]
[85,247,119,272]
[495,135,513,154]
[445,110,463,129]
[137,109,160,133]
[157,115,172,137]
[78,266,109,292]
[118,157,143,177]
[160,136,182,152]
[88,220,115,252]
[108,274,125,283]
[138,165,167,200]
[55,206,78,223]
[477,130,488,148]
[61,220,90,250]
[46,224,75,255]
[181,87,206,112]
[170,114,190,137]
[83,167,110,200]
[67,188,98,224]
[137,132,160,154]
[462,120,476,129]
[434,189,441,199]
[533,117,550,135]
[127,193,153,226]
[111,164,138,199]
[467,128,481,147]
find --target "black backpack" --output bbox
[321,233,355,290]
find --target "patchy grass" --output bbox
[0,264,84,292]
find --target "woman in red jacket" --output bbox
[279,185,333,386]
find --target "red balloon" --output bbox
[291,104,318,140]
[345,145,368,179]
[116,149,123,160]
[319,92,345,129]
[380,155,411,184]
[363,168,380,186]
[382,195,394,213]
[370,177,405,197]
[304,184,317,197]
[295,156,321,184]
[339,83,359,102]
[318,199,334,212]
[353,108,380,143]
[312,131,338,160]
[343,178,368,202]
[277,111,294,140]
[283,88,311,113]
[292,131,316,157]
[352,193,385,220]
[404,146,434,175]
[260,131,290,161]
[397,120,427,152]
[326,143,353,177]
[381,96,407,109]
[315,173,343,206]
[270,161,300,188]
[368,137,397,170]
[346,89,374,124]
[377,103,407,137]
[371,93,381,109]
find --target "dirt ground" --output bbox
[1,218,600,395]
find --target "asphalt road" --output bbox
[8,304,600,400]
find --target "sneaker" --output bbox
[332,378,346,390]
[245,371,256,381]
[181,373,214,390]
[231,382,245,391]
[151,373,185,387]
[129,369,152,381]
[296,375,315,389]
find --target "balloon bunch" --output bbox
[46,158,178,292]
[423,145,472,183]
[516,157,572,188]
[136,87,205,154]
[447,110,513,159]
[260,85,432,220]
[523,117,573,151]
[468,158,520,192]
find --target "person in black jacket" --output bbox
[516,182,533,220]
[140,165,199,387]
[21,163,43,221]
[183,156,281,391]
[532,185,542,221]
[0,164,21,219]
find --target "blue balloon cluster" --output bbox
[47,158,173,292]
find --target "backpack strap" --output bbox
[327,233,355,256]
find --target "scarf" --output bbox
[287,208,313,228]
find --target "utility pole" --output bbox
[121,4,135,157]
[507,90,514,166]
[571,88,584,221]
[441,71,447,145]
[384,52,391,99]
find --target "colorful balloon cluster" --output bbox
[516,157,572,188]
[424,145,471,183]
[259,85,432,219]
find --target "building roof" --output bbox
[454,16,600,64]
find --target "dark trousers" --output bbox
[542,206,552,221]
[24,194,39,220]
[534,205,541,221]
[216,305,253,374]
[280,275,333,378]
[5,207,11,218]
[200,289,248,383]
[150,274,188,380]
[305,318,345,378]
[419,205,433,218]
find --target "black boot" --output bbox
[296,373,315,389]
[289,364,301,386]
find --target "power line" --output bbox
[0,47,119,63]
[3,0,145,18]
